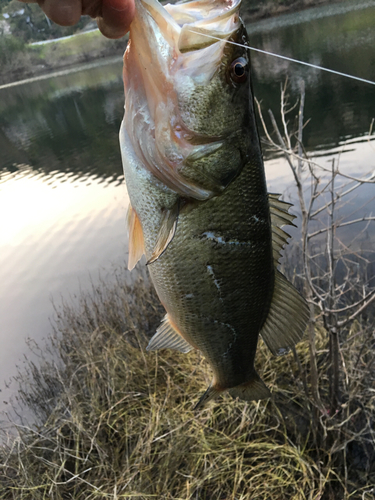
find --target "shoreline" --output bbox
[0,30,126,87]
[0,0,361,87]
[0,55,123,91]
[244,0,343,22]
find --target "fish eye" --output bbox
[230,57,248,84]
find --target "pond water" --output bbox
[1,0,374,420]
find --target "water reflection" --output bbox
[0,165,128,419]
[0,59,124,181]
[0,60,131,418]
[249,0,375,149]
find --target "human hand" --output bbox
[18,0,135,39]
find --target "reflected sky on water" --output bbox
[1,0,375,419]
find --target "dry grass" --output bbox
[1,267,375,499]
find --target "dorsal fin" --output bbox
[268,193,297,266]
[126,204,145,271]
[147,199,180,265]
[260,270,309,355]
[146,314,193,353]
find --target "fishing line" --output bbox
[186,28,375,86]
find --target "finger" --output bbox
[41,0,82,26]
[96,0,134,39]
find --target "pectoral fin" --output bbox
[260,270,309,356]
[147,200,180,265]
[147,314,193,353]
[126,205,145,271]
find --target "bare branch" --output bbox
[254,98,282,153]
[297,80,305,178]
[337,291,375,328]
[311,174,375,218]
[325,288,375,314]
[368,118,375,152]
[308,216,375,239]
[280,80,292,152]
[268,108,299,184]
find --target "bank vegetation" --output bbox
[0,30,125,86]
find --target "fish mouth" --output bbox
[127,0,242,87]
[123,0,242,200]
[134,0,242,54]
[164,0,242,54]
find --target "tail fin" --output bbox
[194,382,221,410]
[194,372,270,410]
[228,372,271,402]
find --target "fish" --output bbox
[120,0,309,408]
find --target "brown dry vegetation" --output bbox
[0,264,374,499]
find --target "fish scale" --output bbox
[120,0,309,407]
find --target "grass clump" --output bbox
[1,268,374,499]
[36,31,125,68]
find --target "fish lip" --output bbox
[135,0,180,50]
[136,0,242,54]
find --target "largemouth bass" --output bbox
[120,0,309,407]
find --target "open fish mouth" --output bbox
[127,0,243,112]
[123,0,244,200]
[134,0,242,54]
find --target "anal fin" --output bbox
[126,204,145,271]
[228,372,271,402]
[260,270,309,355]
[146,314,193,354]
[147,199,180,265]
